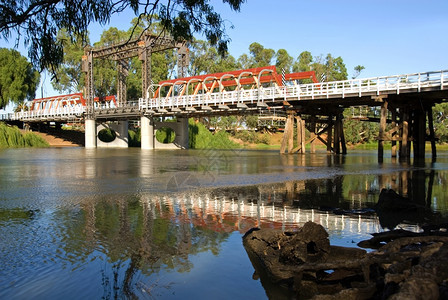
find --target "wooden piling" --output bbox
[378,101,388,160]
[334,115,340,154]
[280,110,296,154]
[310,117,316,154]
[287,114,294,154]
[415,108,426,159]
[327,115,333,153]
[400,108,410,160]
[427,106,437,159]
[391,108,397,157]
[340,116,347,155]
[296,116,306,153]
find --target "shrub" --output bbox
[0,122,48,148]
[189,119,239,149]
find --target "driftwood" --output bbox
[243,221,448,299]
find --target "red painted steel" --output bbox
[29,93,117,111]
[153,65,318,98]
[27,66,317,110]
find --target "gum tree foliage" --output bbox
[0,0,246,76]
[433,103,448,143]
[189,39,238,75]
[293,51,313,73]
[293,51,348,83]
[237,43,293,73]
[93,27,126,98]
[352,65,365,79]
[275,49,293,73]
[51,29,86,93]
[0,48,40,109]
[237,42,275,69]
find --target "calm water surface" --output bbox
[1,148,448,299]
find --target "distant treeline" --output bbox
[0,122,49,148]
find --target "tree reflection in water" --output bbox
[51,164,447,298]
[67,195,231,298]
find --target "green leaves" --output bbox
[1,0,246,73]
[293,51,349,83]
[0,48,40,109]
[189,39,238,74]
[0,122,49,148]
[433,103,448,143]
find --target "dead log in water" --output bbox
[243,221,448,299]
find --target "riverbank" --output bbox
[22,129,84,147]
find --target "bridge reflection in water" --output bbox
[73,176,436,298]
[136,191,381,237]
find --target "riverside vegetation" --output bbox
[0,122,49,148]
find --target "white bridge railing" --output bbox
[1,70,446,121]
[3,106,86,121]
[140,70,448,111]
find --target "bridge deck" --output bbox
[1,70,447,122]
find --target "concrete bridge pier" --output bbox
[141,115,154,149]
[177,117,189,149]
[85,120,129,148]
[141,116,189,149]
[97,121,128,148]
[85,119,97,148]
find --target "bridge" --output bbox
[1,32,447,159]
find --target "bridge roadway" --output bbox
[1,69,447,154]
[1,69,447,122]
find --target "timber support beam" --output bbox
[280,111,344,155]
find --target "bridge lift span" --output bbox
[150,66,318,99]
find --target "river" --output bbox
[1,148,447,299]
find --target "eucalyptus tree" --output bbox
[93,27,128,98]
[275,49,293,73]
[247,42,275,68]
[324,54,348,81]
[0,48,40,109]
[236,53,252,69]
[433,103,448,143]
[51,29,87,94]
[352,65,365,79]
[293,51,348,82]
[293,51,313,73]
[189,39,238,75]
[0,0,246,76]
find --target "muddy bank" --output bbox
[243,221,448,299]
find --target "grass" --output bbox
[350,141,448,151]
[189,119,239,149]
[0,122,49,148]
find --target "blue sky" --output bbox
[1,0,448,100]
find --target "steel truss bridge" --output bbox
[2,68,447,121]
